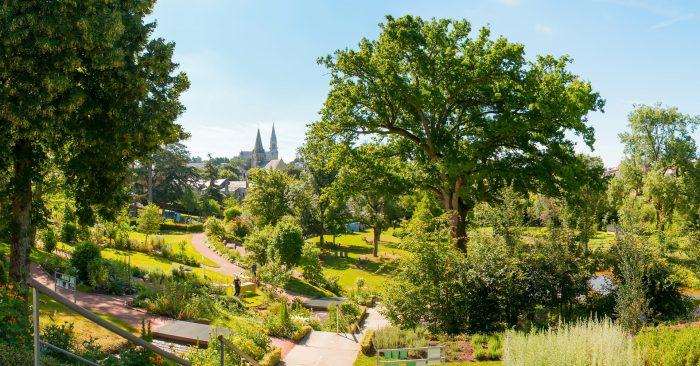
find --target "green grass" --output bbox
[39,294,133,351]
[285,276,335,298]
[308,230,404,292]
[128,232,219,268]
[59,242,232,284]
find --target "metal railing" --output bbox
[217,334,259,366]
[29,277,191,366]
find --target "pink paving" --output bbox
[30,263,171,329]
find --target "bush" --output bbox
[87,258,110,289]
[372,326,427,350]
[70,241,102,282]
[291,325,312,342]
[0,283,32,348]
[471,334,503,361]
[226,217,250,239]
[502,318,640,366]
[205,217,227,240]
[187,222,204,232]
[42,227,58,253]
[60,222,80,243]
[300,242,324,285]
[636,326,700,365]
[159,221,188,232]
[260,348,282,366]
[323,302,362,333]
[361,329,375,355]
[41,322,75,361]
[224,205,243,221]
[0,343,69,366]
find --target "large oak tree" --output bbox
[317,15,604,249]
[0,1,189,287]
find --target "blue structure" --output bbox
[162,210,182,223]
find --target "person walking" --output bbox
[251,262,257,278]
[233,275,241,297]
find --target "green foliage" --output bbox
[185,316,271,365]
[41,322,75,361]
[224,205,243,221]
[139,271,217,320]
[471,334,503,361]
[323,302,362,332]
[225,217,251,240]
[317,14,604,246]
[503,318,640,366]
[384,216,590,334]
[372,326,428,350]
[87,258,110,289]
[60,222,80,244]
[103,344,163,366]
[260,348,282,366]
[361,329,375,355]
[137,204,162,237]
[474,186,525,248]
[0,0,188,284]
[41,228,58,253]
[636,326,700,366]
[70,242,102,282]
[614,235,650,335]
[0,283,32,348]
[258,258,292,288]
[269,216,304,267]
[204,217,227,240]
[263,300,302,339]
[244,168,293,226]
[300,242,325,285]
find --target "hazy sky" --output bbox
[149,0,700,166]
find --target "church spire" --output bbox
[269,123,278,156]
[253,128,264,152]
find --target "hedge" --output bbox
[361,329,375,355]
[291,325,312,342]
[159,222,204,233]
[259,347,282,366]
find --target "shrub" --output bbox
[291,325,312,342]
[267,216,303,267]
[0,283,32,348]
[502,318,640,366]
[205,217,227,240]
[41,322,75,361]
[361,329,375,355]
[260,348,282,366]
[471,334,503,361]
[372,326,428,350]
[42,227,58,253]
[103,345,164,366]
[0,343,68,366]
[224,205,243,221]
[225,217,250,239]
[87,258,110,289]
[636,326,700,365]
[60,222,79,243]
[70,241,102,282]
[187,222,204,232]
[159,221,188,232]
[300,242,324,285]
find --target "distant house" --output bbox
[195,178,249,202]
[263,158,286,171]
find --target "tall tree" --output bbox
[316,15,603,249]
[0,1,188,286]
[243,168,293,227]
[340,144,407,256]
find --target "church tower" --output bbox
[269,123,278,160]
[251,128,266,168]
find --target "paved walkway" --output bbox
[31,264,171,329]
[281,307,390,366]
[191,233,247,277]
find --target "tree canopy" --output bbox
[0,1,188,285]
[315,15,604,249]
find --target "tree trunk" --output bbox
[9,138,34,289]
[441,190,468,251]
[318,209,325,247]
[147,162,154,203]
[372,226,381,257]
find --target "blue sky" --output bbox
[149,0,700,167]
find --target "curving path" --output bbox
[190,233,246,277]
[31,263,171,329]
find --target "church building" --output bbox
[238,124,281,169]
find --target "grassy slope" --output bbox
[127,232,220,268]
[308,230,406,292]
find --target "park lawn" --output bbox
[285,276,336,298]
[354,353,502,366]
[58,242,232,284]
[39,294,133,351]
[128,232,219,268]
[309,230,404,292]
